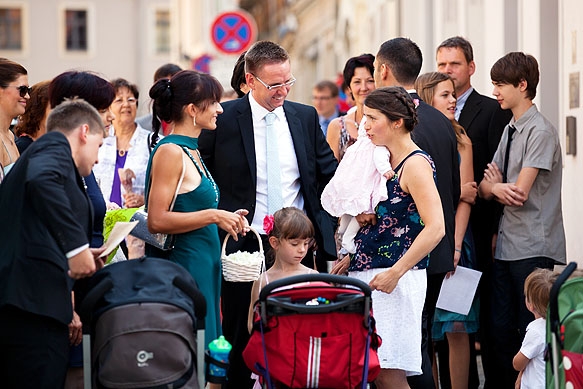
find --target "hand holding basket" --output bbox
[221,227,265,282]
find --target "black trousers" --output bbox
[488,256,554,388]
[0,305,69,388]
[407,272,446,389]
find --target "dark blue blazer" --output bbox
[458,89,513,252]
[0,131,93,325]
[459,89,513,183]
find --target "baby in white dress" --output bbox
[321,125,394,255]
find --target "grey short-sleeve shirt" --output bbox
[492,104,566,263]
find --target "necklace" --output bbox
[116,129,134,158]
[391,146,418,170]
[183,147,219,203]
[1,133,15,164]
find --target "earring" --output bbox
[193,116,197,127]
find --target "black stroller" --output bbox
[76,256,206,388]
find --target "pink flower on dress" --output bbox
[263,214,275,235]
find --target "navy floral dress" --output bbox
[348,150,435,272]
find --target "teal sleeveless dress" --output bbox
[145,135,222,348]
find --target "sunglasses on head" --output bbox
[2,85,32,98]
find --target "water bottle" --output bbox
[208,335,232,379]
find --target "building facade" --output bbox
[1,0,581,264]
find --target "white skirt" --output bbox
[349,267,426,376]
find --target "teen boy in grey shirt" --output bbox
[478,51,566,388]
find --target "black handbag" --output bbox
[129,151,186,253]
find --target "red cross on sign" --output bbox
[210,10,257,55]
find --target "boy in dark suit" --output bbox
[0,99,106,387]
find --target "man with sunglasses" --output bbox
[199,40,338,388]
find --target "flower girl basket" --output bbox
[221,227,265,282]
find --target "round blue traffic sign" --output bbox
[211,10,257,55]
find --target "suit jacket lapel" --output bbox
[236,95,258,187]
[458,90,481,134]
[284,102,308,180]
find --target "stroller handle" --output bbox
[258,273,371,301]
[173,275,207,323]
[549,261,578,333]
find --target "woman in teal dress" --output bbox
[145,71,248,384]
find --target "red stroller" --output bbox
[243,274,381,388]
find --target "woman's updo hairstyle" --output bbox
[364,86,418,131]
[149,70,223,147]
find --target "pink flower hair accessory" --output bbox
[263,214,275,235]
[413,99,420,109]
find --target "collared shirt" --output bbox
[492,104,566,263]
[248,93,304,233]
[319,110,340,136]
[455,86,473,121]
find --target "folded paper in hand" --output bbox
[102,221,139,257]
[436,266,482,315]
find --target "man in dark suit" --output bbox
[0,99,106,387]
[199,40,338,388]
[374,37,460,388]
[437,36,512,389]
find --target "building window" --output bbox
[0,7,22,50]
[155,9,170,54]
[66,9,87,51]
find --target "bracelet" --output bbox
[454,248,462,253]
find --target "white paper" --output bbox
[436,266,482,315]
[102,221,139,257]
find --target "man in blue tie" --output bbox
[199,40,338,388]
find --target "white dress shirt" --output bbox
[248,93,304,233]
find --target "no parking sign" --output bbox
[210,10,257,55]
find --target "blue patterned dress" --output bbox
[349,150,434,272]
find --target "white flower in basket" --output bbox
[221,227,265,282]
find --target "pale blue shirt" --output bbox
[319,109,341,136]
[455,86,473,121]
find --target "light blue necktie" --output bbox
[265,112,283,214]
